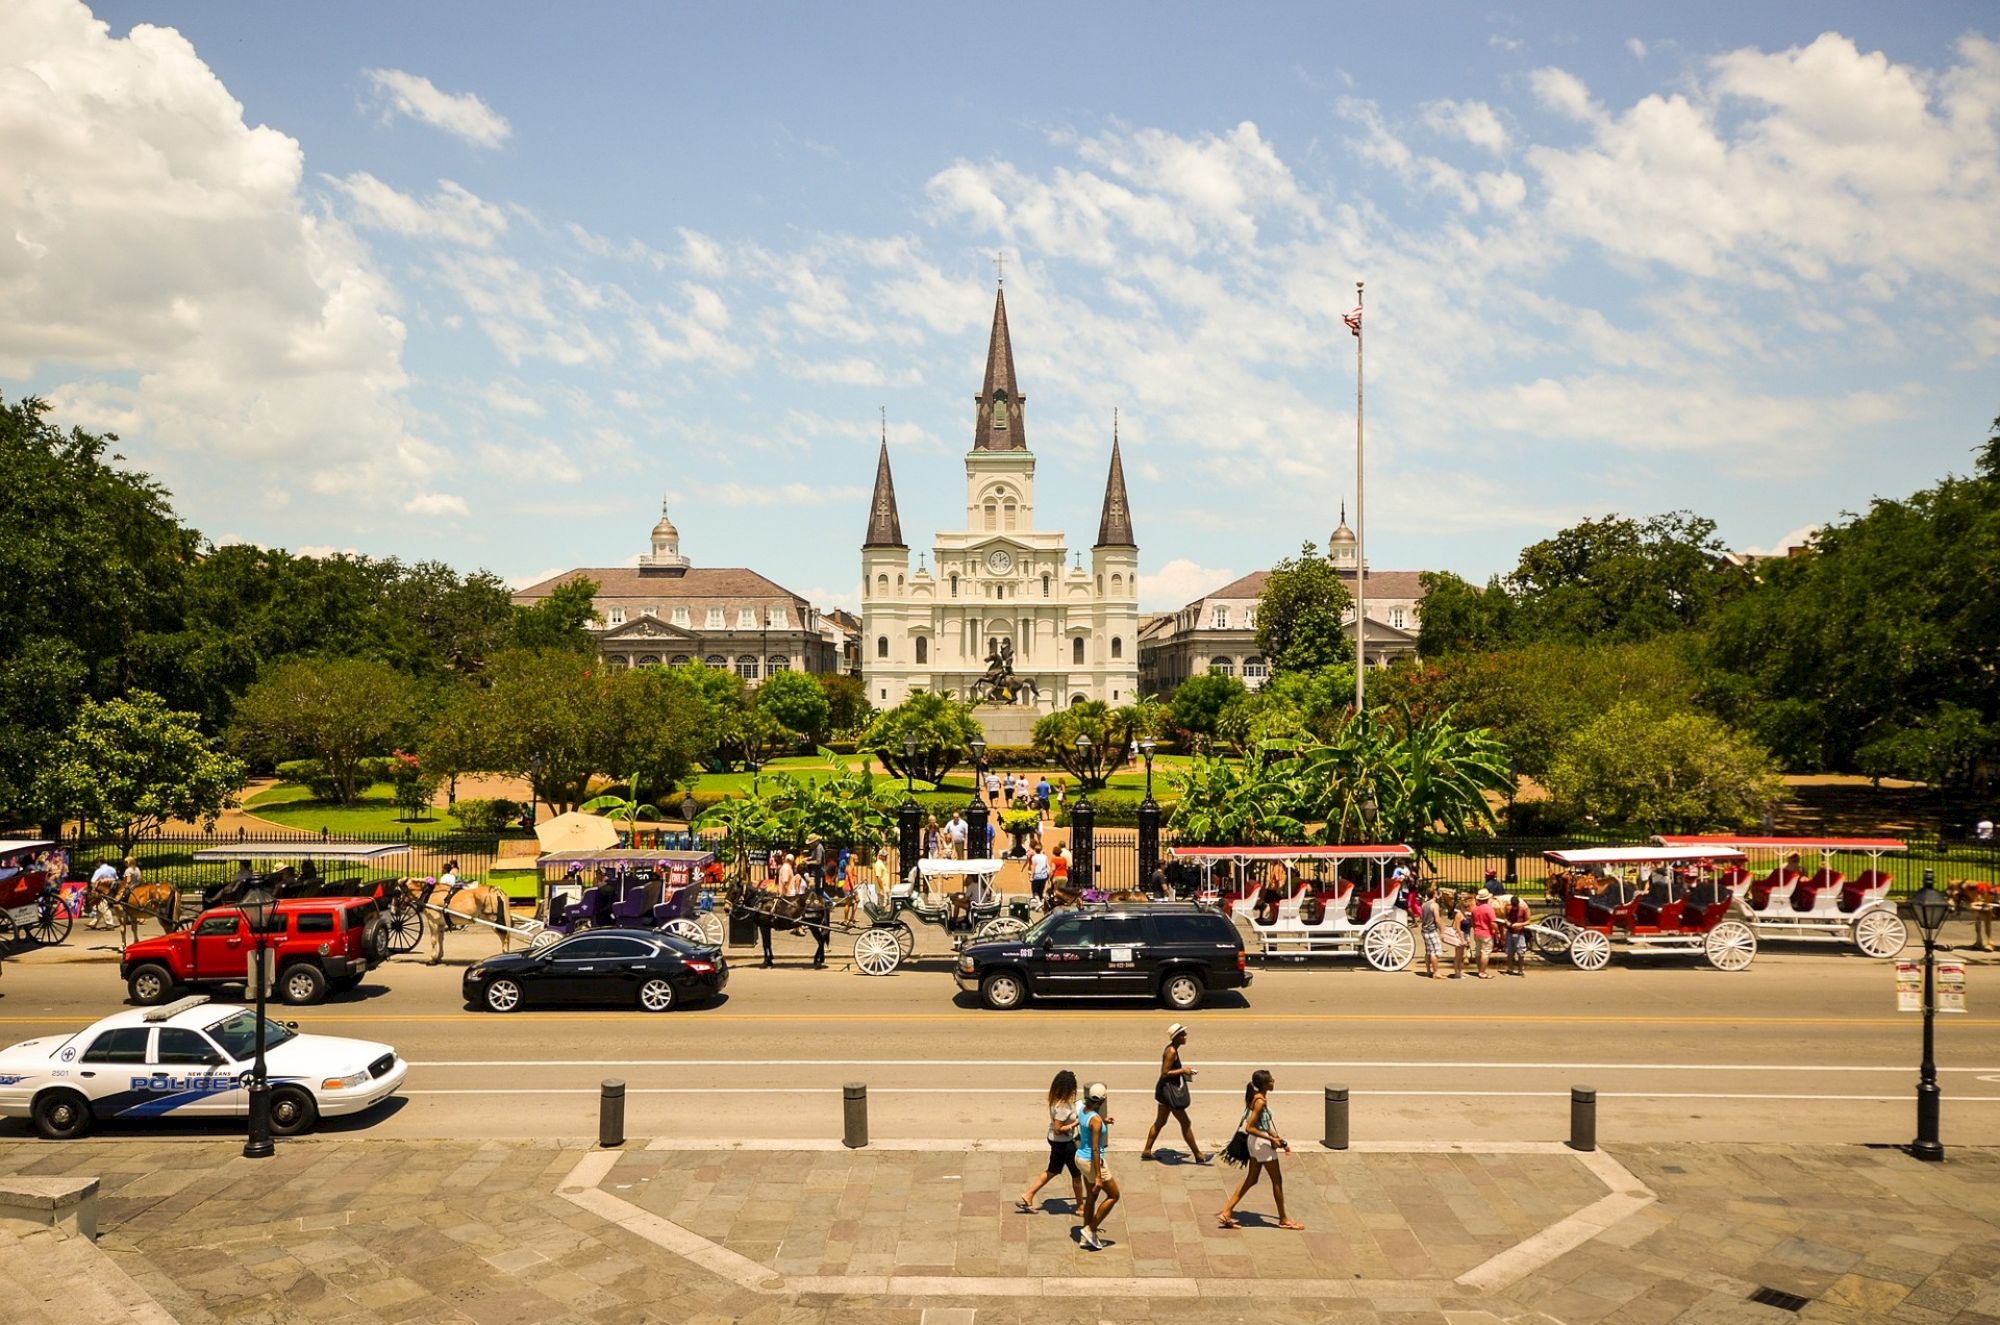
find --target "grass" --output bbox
[245,781,445,836]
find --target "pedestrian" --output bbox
[1076,1082,1119,1250]
[1418,881,1442,978]
[1029,844,1051,904]
[1054,778,1067,813]
[985,767,1001,807]
[777,852,798,897]
[985,818,997,857]
[1142,1023,1208,1162]
[1217,1069,1303,1230]
[1017,1070,1085,1214]
[946,810,968,860]
[1036,774,1052,816]
[1503,892,1533,977]
[1470,889,1497,980]
[923,815,942,860]
[1439,890,1466,978]
[1051,844,1070,894]
[86,859,119,929]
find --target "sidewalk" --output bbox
[0,1135,1996,1324]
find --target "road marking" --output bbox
[405,1057,2000,1073]
[400,1086,2000,1102]
[1,1012,1990,1026]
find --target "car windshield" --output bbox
[1021,912,1071,944]
[204,1011,298,1061]
[651,932,706,955]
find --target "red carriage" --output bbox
[1538,845,1756,971]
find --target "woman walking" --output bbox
[1142,1023,1209,1162]
[1076,1082,1119,1249]
[1017,1071,1085,1214]
[1217,1069,1303,1230]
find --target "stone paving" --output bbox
[1,1137,1998,1323]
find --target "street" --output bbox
[5,925,1997,1148]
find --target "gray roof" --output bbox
[1095,435,1136,548]
[973,287,1026,452]
[863,439,905,548]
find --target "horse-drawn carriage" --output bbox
[848,859,1030,975]
[0,840,71,947]
[1653,835,1910,958]
[1537,846,1757,971]
[1171,844,1419,970]
[530,849,723,953]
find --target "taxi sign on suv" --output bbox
[0,996,407,1139]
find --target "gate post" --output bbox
[1071,795,1096,889]
[898,798,921,877]
[966,798,990,861]
[1137,794,1161,889]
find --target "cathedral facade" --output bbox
[861,286,1141,717]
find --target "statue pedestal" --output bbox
[974,706,1042,748]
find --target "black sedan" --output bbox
[463,929,726,1012]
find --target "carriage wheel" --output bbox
[384,901,424,954]
[1361,919,1415,972]
[695,911,725,946]
[528,928,562,953]
[1704,920,1756,972]
[976,917,1028,943]
[853,928,902,976]
[1569,928,1612,971]
[664,918,705,945]
[1529,919,1574,959]
[27,901,71,946]
[1853,910,1908,959]
[885,919,916,960]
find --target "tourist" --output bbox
[923,815,942,860]
[1142,1023,1208,1163]
[1029,844,1051,904]
[1051,845,1070,894]
[1418,882,1442,978]
[1036,774,1052,816]
[1077,1082,1119,1250]
[1470,889,1497,979]
[1054,778,1067,813]
[1015,771,1031,806]
[985,817,998,857]
[1217,1069,1302,1230]
[85,858,119,929]
[1018,1070,1084,1215]
[1504,892,1533,977]
[985,767,1001,807]
[776,851,797,897]
[1439,890,1466,978]
[946,810,968,859]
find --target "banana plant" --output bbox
[578,772,664,842]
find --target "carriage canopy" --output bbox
[189,843,410,862]
[1169,844,1414,862]
[0,840,57,859]
[1652,835,1906,853]
[1544,846,1746,867]
[915,858,1006,878]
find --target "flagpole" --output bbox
[1352,280,1366,724]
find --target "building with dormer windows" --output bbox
[861,284,1140,741]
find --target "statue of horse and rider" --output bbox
[968,638,1039,706]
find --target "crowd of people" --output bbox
[1017,1024,1303,1250]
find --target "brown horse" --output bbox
[1949,879,1995,951]
[415,879,514,962]
[727,880,830,968]
[83,877,181,947]
[1042,880,1148,912]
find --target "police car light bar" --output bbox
[142,994,212,1023]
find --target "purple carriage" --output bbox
[530,849,722,952]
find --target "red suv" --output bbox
[122,898,388,1007]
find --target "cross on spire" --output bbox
[993,250,1006,286]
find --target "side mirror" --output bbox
[283,1021,299,1031]
[205,1052,226,1067]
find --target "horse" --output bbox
[1950,879,1995,951]
[727,879,831,968]
[82,877,181,947]
[1042,879,1148,912]
[415,878,514,963]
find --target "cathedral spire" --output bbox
[1095,416,1135,548]
[863,436,905,549]
[973,284,1026,452]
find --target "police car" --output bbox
[0,996,407,1140]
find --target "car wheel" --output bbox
[268,1085,318,1136]
[980,970,1027,1010]
[1160,970,1206,1011]
[127,963,176,1006]
[484,977,523,1013]
[280,963,328,1006]
[637,977,676,1013]
[31,1089,91,1141]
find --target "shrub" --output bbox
[451,798,524,833]
[1053,789,1174,827]
[1503,797,1581,834]
[274,759,343,803]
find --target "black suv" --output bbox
[955,903,1249,1011]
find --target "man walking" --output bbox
[86,859,119,929]
[946,811,968,860]
[1029,845,1051,906]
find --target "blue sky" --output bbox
[4,2,1997,610]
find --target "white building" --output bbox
[861,285,1141,718]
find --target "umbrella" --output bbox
[535,811,622,853]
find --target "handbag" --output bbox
[1163,1075,1191,1110]
[1222,1108,1251,1167]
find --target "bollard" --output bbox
[599,1079,626,1149]
[1568,1085,1596,1152]
[1323,1084,1350,1151]
[843,1082,869,1149]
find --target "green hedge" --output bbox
[1053,789,1176,827]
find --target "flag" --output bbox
[1342,306,1363,337]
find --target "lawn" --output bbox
[245,781,447,836]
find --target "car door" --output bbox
[1028,913,1100,994]
[540,936,617,1004]
[75,1026,155,1118]
[1090,915,1151,994]
[154,1026,244,1117]
[189,911,250,982]
[585,936,657,1005]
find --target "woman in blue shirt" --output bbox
[1218,1069,1303,1229]
[1076,1082,1119,1250]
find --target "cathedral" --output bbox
[861,285,1141,733]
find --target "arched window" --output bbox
[1111,637,1123,660]
[767,655,790,674]
[704,654,726,669]
[1209,657,1234,677]
[950,574,959,597]
[897,574,904,589]
[875,573,888,595]
[669,654,691,667]
[1096,574,1104,594]
[1072,637,1085,666]
[1110,573,1123,595]
[627,656,648,669]
[992,391,1008,429]
[1041,573,1051,597]
[995,584,1004,601]
[909,636,924,665]
[876,636,889,659]
[736,655,759,681]
[1071,693,1086,706]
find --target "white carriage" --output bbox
[849,858,1029,976]
[1654,835,1910,958]
[1172,844,1418,971]
[1540,846,1757,970]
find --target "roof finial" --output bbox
[880,404,886,445]
[1113,406,1118,442]
[1340,499,1346,524]
[993,250,1006,286]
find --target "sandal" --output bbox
[1216,1214,1240,1229]
[1279,1219,1305,1230]
[1015,1199,1033,1213]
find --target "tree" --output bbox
[817,673,872,735]
[1505,511,1734,644]
[1169,673,1247,746]
[1167,755,1307,846]
[758,669,833,742]
[1117,695,1171,743]
[1544,702,1784,832]
[1216,665,1356,756]
[229,657,420,803]
[613,665,712,794]
[512,576,600,652]
[1415,571,1513,657]
[860,692,981,788]
[1255,542,1355,675]
[38,691,246,854]
[1032,701,1126,790]
[580,771,666,835]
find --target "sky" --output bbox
[4,2,1998,612]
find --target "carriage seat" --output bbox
[1747,867,1801,911]
[1633,884,1678,930]
[1581,884,1637,929]
[1348,884,1395,926]
[609,891,652,925]
[1841,871,1891,912]
[1791,869,1844,912]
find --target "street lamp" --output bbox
[966,738,990,861]
[1136,736,1161,889]
[239,883,277,1159]
[1910,871,1952,1162]
[1138,737,1158,799]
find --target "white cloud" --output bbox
[330,173,507,248]
[0,0,434,499]
[402,491,469,517]
[507,566,565,591]
[364,68,510,149]
[438,252,612,365]
[1741,524,1819,558]
[631,282,752,371]
[294,544,362,559]
[482,380,543,416]
[1139,558,1237,610]
[1627,38,1648,61]
[1530,67,1601,123]
[1422,99,1510,154]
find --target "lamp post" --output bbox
[966,738,989,860]
[1136,737,1160,886]
[240,883,277,1160]
[1910,870,1951,1162]
[1072,735,1096,888]
[898,735,921,874]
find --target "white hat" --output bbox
[1084,1081,1108,1102]
[1392,866,1408,879]
[1167,1022,1188,1039]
